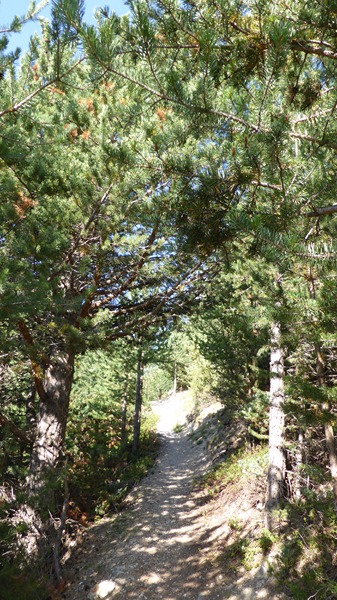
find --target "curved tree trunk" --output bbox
[265,320,286,529]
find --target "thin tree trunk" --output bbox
[120,375,129,451]
[132,347,143,455]
[294,429,304,501]
[26,383,37,431]
[324,421,337,510]
[265,320,286,529]
[173,361,177,397]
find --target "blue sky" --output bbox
[1,1,129,52]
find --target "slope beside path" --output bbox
[63,392,287,600]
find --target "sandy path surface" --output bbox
[64,393,287,600]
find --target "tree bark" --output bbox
[26,383,37,431]
[132,347,144,455]
[28,349,75,495]
[18,349,75,559]
[294,429,304,501]
[265,320,286,528]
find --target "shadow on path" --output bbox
[64,400,288,600]
[64,431,227,599]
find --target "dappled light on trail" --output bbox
[64,392,286,600]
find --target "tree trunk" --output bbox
[294,428,304,501]
[324,421,337,510]
[132,347,143,455]
[120,375,130,451]
[26,383,37,431]
[28,349,75,494]
[19,349,75,559]
[265,320,286,528]
[173,361,177,397]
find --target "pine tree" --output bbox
[0,2,218,558]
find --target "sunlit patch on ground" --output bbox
[64,392,287,600]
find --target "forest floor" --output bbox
[63,391,289,600]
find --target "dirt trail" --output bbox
[64,392,286,600]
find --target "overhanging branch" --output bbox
[307,205,337,217]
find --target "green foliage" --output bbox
[0,563,47,600]
[217,538,250,572]
[143,365,172,403]
[0,506,47,600]
[275,493,337,599]
[259,529,278,555]
[0,354,35,487]
[65,344,161,516]
[241,389,269,440]
[67,422,159,517]
[173,422,184,434]
[70,349,125,419]
[191,258,271,407]
[3,0,337,590]
[199,445,268,498]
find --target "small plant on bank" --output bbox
[173,423,184,434]
[274,491,337,599]
[259,528,278,555]
[198,445,268,498]
[228,517,243,532]
[216,539,250,572]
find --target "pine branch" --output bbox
[307,205,337,217]
[0,2,48,34]
[251,180,282,192]
[48,184,114,285]
[291,39,337,61]
[294,109,332,125]
[90,222,160,312]
[289,131,337,151]
[104,63,260,132]
[106,260,206,335]
[82,29,259,132]
[0,410,33,446]
[0,58,84,118]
